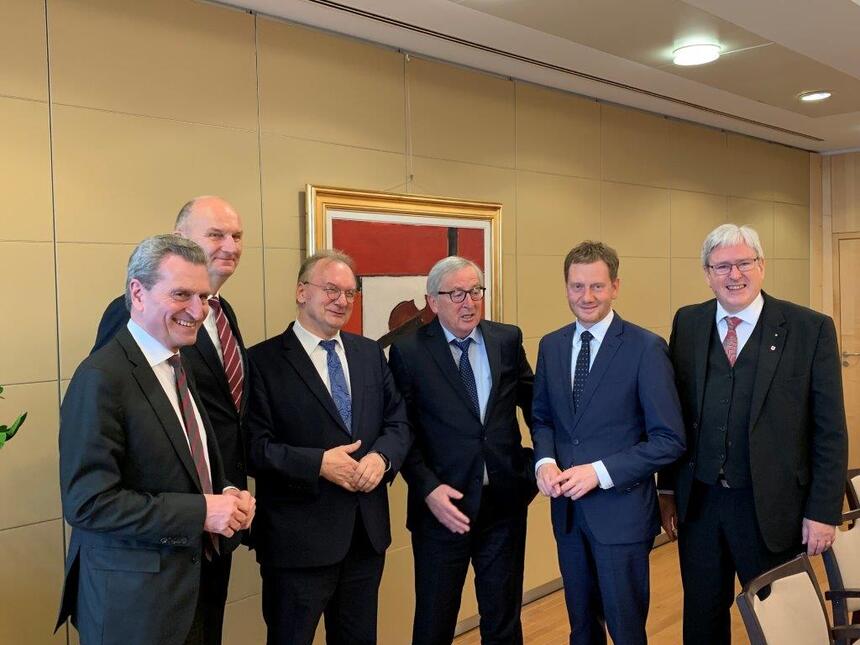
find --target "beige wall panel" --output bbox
[260,134,405,249]
[727,198,774,255]
[601,104,671,188]
[524,337,539,372]
[671,258,712,314]
[0,242,57,384]
[411,156,517,249]
[263,248,302,338]
[770,146,810,206]
[57,243,134,380]
[0,520,66,645]
[220,247,265,348]
[378,545,416,643]
[223,593,267,645]
[650,326,671,341]
[517,255,572,340]
[601,182,670,258]
[768,259,810,306]
[52,106,262,245]
[408,58,515,168]
[725,134,775,201]
[515,83,600,179]
[516,171,601,257]
[388,476,409,551]
[503,254,518,325]
[0,0,47,101]
[226,545,262,604]
[616,258,671,329]
[523,498,561,590]
[830,153,860,233]
[49,0,257,129]
[670,191,727,258]
[0,97,52,241]
[667,121,729,196]
[0,382,61,530]
[258,19,404,153]
[773,203,810,259]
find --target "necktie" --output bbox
[166,354,219,557]
[208,298,243,412]
[451,338,480,417]
[320,340,352,432]
[723,316,742,366]
[572,330,593,412]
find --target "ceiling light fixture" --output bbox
[798,90,832,102]
[673,44,721,66]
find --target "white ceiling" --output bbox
[220,0,860,152]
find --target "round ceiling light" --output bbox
[799,90,832,102]
[673,44,721,66]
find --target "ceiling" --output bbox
[219,0,860,152]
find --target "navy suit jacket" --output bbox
[531,313,685,545]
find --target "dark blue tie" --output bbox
[451,338,480,417]
[320,340,352,432]
[572,330,593,412]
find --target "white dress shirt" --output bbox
[291,318,352,395]
[715,293,764,357]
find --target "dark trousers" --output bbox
[411,488,528,645]
[184,551,232,645]
[678,482,801,645]
[261,515,385,645]
[555,501,651,645]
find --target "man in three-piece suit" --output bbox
[531,241,685,645]
[56,235,255,645]
[245,250,411,645]
[657,224,848,644]
[388,256,536,645]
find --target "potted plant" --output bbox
[0,385,27,449]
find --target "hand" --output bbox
[426,485,470,534]
[320,440,362,491]
[537,462,562,498]
[802,517,837,555]
[352,452,386,493]
[658,493,678,540]
[555,464,599,500]
[224,488,256,530]
[203,493,248,538]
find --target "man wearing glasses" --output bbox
[658,224,847,644]
[388,256,536,645]
[245,250,411,645]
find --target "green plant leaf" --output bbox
[5,412,27,441]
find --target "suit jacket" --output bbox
[388,318,536,533]
[56,327,237,645]
[658,293,848,552]
[245,324,411,568]
[531,313,686,545]
[93,295,249,488]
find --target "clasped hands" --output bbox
[204,488,256,538]
[320,439,386,493]
[537,462,599,500]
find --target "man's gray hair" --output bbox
[426,256,484,295]
[297,249,356,284]
[701,224,765,267]
[125,234,207,310]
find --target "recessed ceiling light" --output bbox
[673,44,721,66]
[798,90,832,102]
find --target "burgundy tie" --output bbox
[208,297,243,412]
[722,316,743,366]
[167,354,219,557]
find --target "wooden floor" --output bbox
[453,540,829,644]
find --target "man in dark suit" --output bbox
[657,224,848,644]
[56,234,255,645]
[531,241,685,645]
[388,256,536,645]
[245,250,411,645]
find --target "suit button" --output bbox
[689,461,696,470]
[160,538,168,545]
[191,554,199,564]
[692,422,698,430]
[718,426,726,433]
[573,439,580,446]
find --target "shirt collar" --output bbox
[292,318,343,354]
[439,322,484,347]
[127,319,177,367]
[715,293,764,327]
[575,309,614,344]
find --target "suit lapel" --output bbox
[571,314,623,431]
[557,323,577,426]
[423,319,481,421]
[480,321,501,427]
[748,294,787,433]
[189,327,233,403]
[693,301,717,425]
[343,334,364,438]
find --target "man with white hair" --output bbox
[658,223,848,644]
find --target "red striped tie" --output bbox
[209,298,243,412]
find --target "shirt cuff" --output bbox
[535,457,557,476]
[591,461,613,489]
[222,486,240,493]
[657,490,675,495]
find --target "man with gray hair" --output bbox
[658,223,847,644]
[388,256,536,645]
[57,234,255,645]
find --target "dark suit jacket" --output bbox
[56,327,237,645]
[388,319,536,533]
[658,293,848,552]
[532,313,686,545]
[245,324,411,569]
[93,295,249,489]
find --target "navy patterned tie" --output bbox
[572,330,593,412]
[320,340,352,433]
[451,338,480,417]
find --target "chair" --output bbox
[736,553,860,645]
[845,468,860,510]
[823,508,860,632]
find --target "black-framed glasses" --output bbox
[437,287,486,303]
[706,258,760,276]
[302,281,359,302]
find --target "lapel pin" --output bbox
[770,345,776,351]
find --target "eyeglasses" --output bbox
[437,287,486,303]
[706,258,760,276]
[302,282,359,302]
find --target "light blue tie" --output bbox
[320,340,352,433]
[451,338,480,417]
